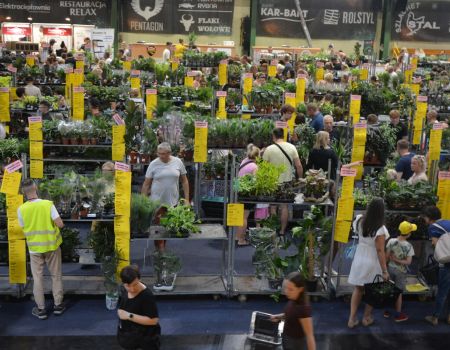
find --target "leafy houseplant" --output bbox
[60,227,81,262]
[88,222,115,262]
[0,138,21,164]
[152,250,182,292]
[385,180,437,211]
[299,169,330,203]
[131,194,160,237]
[290,206,332,291]
[364,124,397,165]
[160,201,201,237]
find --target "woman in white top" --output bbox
[348,197,390,328]
[407,155,428,185]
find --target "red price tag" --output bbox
[5,160,23,173]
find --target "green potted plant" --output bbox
[88,222,115,263]
[131,194,161,237]
[299,169,330,203]
[364,124,397,165]
[152,250,182,292]
[102,250,120,310]
[160,200,201,237]
[60,227,81,262]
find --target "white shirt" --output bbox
[25,84,42,98]
[162,48,171,62]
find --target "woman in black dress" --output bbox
[271,272,316,350]
[117,265,161,350]
[306,131,338,179]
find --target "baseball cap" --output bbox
[399,221,417,235]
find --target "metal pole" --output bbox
[295,0,313,48]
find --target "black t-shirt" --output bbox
[283,300,312,338]
[119,286,161,337]
[390,122,408,142]
[306,148,338,180]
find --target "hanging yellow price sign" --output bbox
[8,217,24,240]
[242,73,253,106]
[0,87,11,122]
[218,60,227,86]
[9,239,27,284]
[268,59,277,78]
[72,87,85,121]
[334,220,352,244]
[28,116,43,141]
[75,60,84,70]
[30,159,44,179]
[29,141,43,160]
[437,172,450,219]
[171,58,179,72]
[114,165,131,217]
[360,64,369,80]
[216,91,227,119]
[349,95,361,123]
[112,125,126,145]
[404,65,412,84]
[26,55,35,67]
[428,123,443,171]
[194,121,208,163]
[413,96,427,145]
[227,203,244,227]
[114,215,131,236]
[6,194,23,218]
[296,75,306,105]
[341,176,355,198]
[284,92,296,134]
[411,83,420,96]
[315,62,324,81]
[65,69,73,99]
[73,68,84,87]
[112,143,125,162]
[146,89,157,120]
[1,161,22,195]
[123,60,132,71]
[351,122,366,180]
[184,71,195,87]
[337,197,355,221]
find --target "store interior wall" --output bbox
[117,1,449,57]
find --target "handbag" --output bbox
[344,216,362,259]
[363,275,402,309]
[273,143,299,180]
[433,223,450,264]
[419,254,439,285]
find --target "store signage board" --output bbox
[121,0,235,35]
[256,0,378,39]
[0,1,111,26]
[392,1,450,42]
[1,26,31,36]
[43,28,72,36]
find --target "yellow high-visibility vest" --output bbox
[19,200,61,253]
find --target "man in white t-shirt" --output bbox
[162,42,172,62]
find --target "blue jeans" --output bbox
[433,265,450,318]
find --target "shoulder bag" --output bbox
[273,143,299,180]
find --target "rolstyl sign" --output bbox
[122,0,234,35]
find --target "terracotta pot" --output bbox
[81,138,89,145]
[70,138,79,145]
[62,138,70,145]
[90,138,97,145]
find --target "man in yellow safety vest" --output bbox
[18,179,65,320]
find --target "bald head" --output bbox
[323,115,334,132]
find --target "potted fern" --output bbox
[160,200,200,238]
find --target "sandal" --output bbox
[236,240,250,247]
[362,317,374,327]
[347,319,359,329]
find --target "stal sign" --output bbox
[43,28,72,36]
[2,26,31,36]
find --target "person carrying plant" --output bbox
[18,179,65,320]
[422,206,450,326]
[384,221,416,322]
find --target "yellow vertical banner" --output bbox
[184,71,195,87]
[30,160,44,179]
[26,55,35,67]
[268,59,277,78]
[349,95,361,123]
[218,60,228,86]
[411,56,418,70]
[284,92,296,135]
[410,83,420,96]
[0,87,11,122]
[123,60,132,71]
[315,62,324,81]
[146,89,157,120]
[437,172,450,220]
[227,204,245,227]
[73,68,84,87]
[242,73,253,106]
[6,194,23,219]
[351,122,367,180]
[413,96,427,145]
[114,163,132,217]
[428,123,443,172]
[171,58,179,72]
[296,74,306,105]
[1,160,23,195]
[65,68,74,100]
[216,91,227,119]
[130,70,141,96]
[72,87,85,121]
[194,121,208,163]
[360,64,369,81]
[275,120,288,141]
[75,60,84,70]
[28,116,43,141]
[9,239,27,284]
[404,65,412,84]
[112,122,126,161]
[334,167,357,244]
